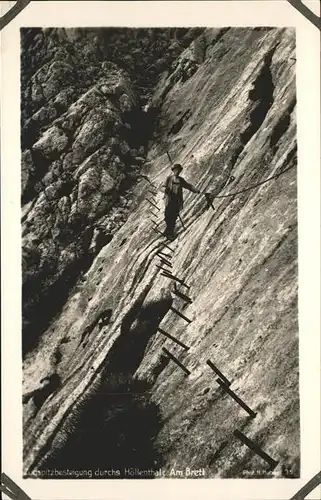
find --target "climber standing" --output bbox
[163,163,202,240]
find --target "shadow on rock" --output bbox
[38,377,164,478]
[34,297,173,478]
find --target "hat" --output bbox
[171,163,183,173]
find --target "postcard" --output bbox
[1,1,320,499]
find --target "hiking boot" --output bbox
[165,230,176,241]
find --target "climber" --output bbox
[163,163,203,240]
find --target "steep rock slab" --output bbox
[22,70,140,355]
[21,28,205,357]
[23,28,298,478]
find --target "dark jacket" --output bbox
[163,174,199,211]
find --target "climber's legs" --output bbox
[164,199,180,237]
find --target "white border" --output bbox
[1,2,320,499]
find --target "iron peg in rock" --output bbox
[233,430,279,470]
[158,257,172,268]
[157,250,172,260]
[172,287,193,304]
[170,305,192,324]
[160,241,175,253]
[147,198,160,211]
[157,328,190,350]
[162,347,191,375]
[153,227,165,237]
[155,264,172,273]
[216,378,257,418]
[206,359,231,386]
[161,271,190,289]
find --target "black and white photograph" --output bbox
[19,25,302,481]
[0,1,320,498]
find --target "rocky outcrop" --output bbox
[21,28,202,355]
[22,27,298,478]
[22,69,139,352]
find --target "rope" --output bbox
[144,152,296,206]
[210,163,296,200]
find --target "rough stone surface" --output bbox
[22,28,298,479]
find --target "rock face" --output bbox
[22,28,298,479]
[21,27,203,355]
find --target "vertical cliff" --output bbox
[22,27,298,479]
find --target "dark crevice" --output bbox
[208,27,230,49]
[228,45,277,171]
[22,149,52,205]
[22,30,184,353]
[209,440,229,465]
[121,105,160,156]
[270,97,296,154]
[21,117,42,151]
[80,309,113,344]
[151,353,171,381]
[22,240,95,356]
[168,109,192,135]
[22,74,163,354]
[23,374,61,414]
[92,232,114,254]
[107,295,173,373]
[32,297,173,477]
[240,48,275,145]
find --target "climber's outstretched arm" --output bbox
[181,178,202,194]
